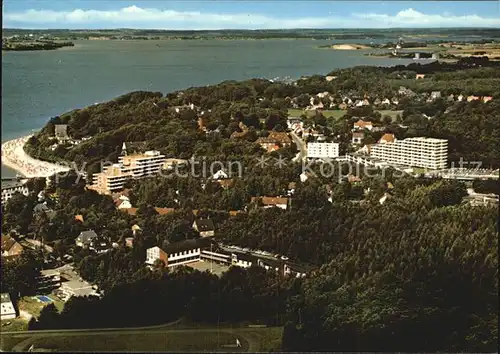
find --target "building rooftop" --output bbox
[194,219,215,232]
[0,292,12,303]
[162,238,212,255]
[251,196,289,206]
[1,179,28,190]
[405,137,448,143]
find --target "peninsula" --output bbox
[2,40,75,51]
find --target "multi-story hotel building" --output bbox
[307,142,340,159]
[90,150,166,194]
[118,150,166,178]
[370,137,447,169]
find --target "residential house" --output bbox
[1,234,23,259]
[211,169,229,180]
[378,133,396,144]
[217,179,235,189]
[125,237,134,248]
[457,94,464,102]
[353,120,373,131]
[287,117,303,131]
[114,195,132,209]
[430,91,442,100]
[193,219,215,238]
[373,98,382,106]
[131,224,142,236]
[415,74,425,79]
[287,182,297,196]
[347,174,362,184]
[198,117,208,132]
[381,98,391,105]
[75,230,98,248]
[325,76,337,81]
[74,215,84,223]
[256,132,292,153]
[89,237,111,254]
[300,171,314,183]
[251,196,289,210]
[379,193,392,205]
[352,131,365,144]
[0,293,16,320]
[467,95,480,102]
[482,96,493,103]
[54,124,69,141]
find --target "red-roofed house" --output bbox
[353,120,373,131]
[378,133,396,144]
[251,196,289,210]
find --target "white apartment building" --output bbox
[370,137,447,169]
[307,142,340,159]
[118,150,166,178]
[1,179,29,204]
[90,150,166,194]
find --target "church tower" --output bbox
[121,142,127,156]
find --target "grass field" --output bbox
[0,318,28,333]
[32,331,247,352]
[19,296,65,317]
[1,326,283,352]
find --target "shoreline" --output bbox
[1,135,70,178]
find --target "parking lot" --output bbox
[186,260,230,277]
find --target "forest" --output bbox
[1,166,498,351]
[4,59,499,351]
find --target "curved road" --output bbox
[290,131,307,161]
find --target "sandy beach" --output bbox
[1,135,70,178]
[330,44,371,50]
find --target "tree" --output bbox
[37,303,60,329]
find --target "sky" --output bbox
[2,1,500,30]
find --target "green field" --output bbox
[288,108,402,121]
[18,296,65,318]
[1,326,283,352]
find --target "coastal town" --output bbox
[1,14,499,353]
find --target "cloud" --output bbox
[353,8,500,27]
[3,5,500,29]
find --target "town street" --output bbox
[290,131,307,162]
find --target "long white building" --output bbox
[370,137,447,169]
[307,142,340,159]
[1,179,29,204]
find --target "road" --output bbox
[290,131,307,162]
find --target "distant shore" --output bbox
[1,135,70,178]
[2,41,75,52]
